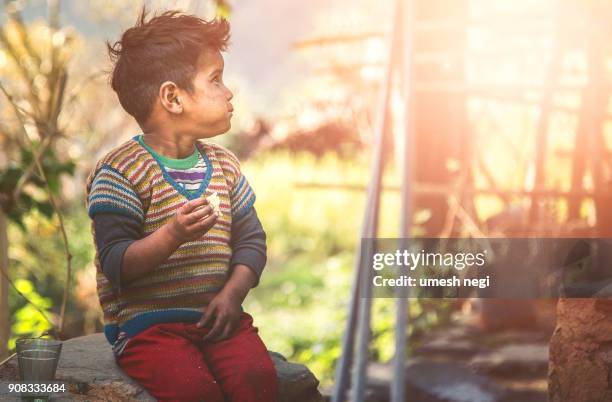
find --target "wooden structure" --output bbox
[292,1,612,401]
[296,0,612,238]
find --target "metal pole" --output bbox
[331,224,367,402]
[331,33,394,400]
[392,0,415,401]
[350,1,403,401]
[331,127,384,402]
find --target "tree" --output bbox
[0,0,77,358]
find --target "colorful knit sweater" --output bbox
[85,135,256,344]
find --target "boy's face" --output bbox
[180,48,234,138]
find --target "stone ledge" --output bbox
[0,333,324,402]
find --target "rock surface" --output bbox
[549,298,612,402]
[0,333,323,402]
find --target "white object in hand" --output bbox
[208,191,221,216]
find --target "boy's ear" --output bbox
[159,81,183,114]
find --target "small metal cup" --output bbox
[16,338,62,400]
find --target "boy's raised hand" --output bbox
[167,197,218,243]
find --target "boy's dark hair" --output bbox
[106,8,230,125]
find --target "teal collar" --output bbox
[133,135,213,200]
[136,135,200,169]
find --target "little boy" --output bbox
[85,9,277,402]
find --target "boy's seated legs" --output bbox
[201,312,278,402]
[117,312,277,402]
[116,322,225,402]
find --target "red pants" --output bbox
[116,312,278,402]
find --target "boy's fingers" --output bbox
[193,212,218,229]
[185,206,213,224]
[192,204,208,214]
[197,305,215,328]
[204,314,225,342]
[199,303,217,326]
[181,197,208,214]
[218,321,234,341]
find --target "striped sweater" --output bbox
[85,135,256,344]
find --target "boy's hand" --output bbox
[167,197,218,243]
[197,289,242,342]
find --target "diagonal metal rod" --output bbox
[330,223,367,402]
[331,1,402,399]
[392,0,415,401]
[351,2,404,401]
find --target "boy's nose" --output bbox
[224,85,233,101]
